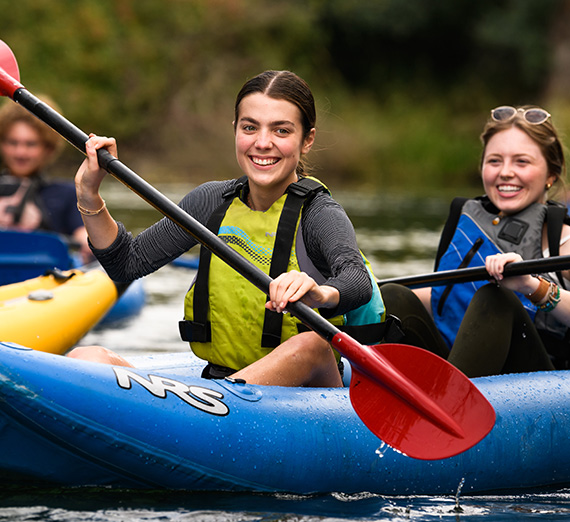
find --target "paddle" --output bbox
[378,254,570,289]
[0,40,495,460]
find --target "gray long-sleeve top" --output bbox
[92,179,372,317]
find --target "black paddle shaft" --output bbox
[12,88,339,342]
[378,254,570,289]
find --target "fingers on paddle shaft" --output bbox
[348,343,496,460]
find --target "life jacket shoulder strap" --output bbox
[434,196,469,271]
[261,177,327,347]
[183,180,246,343]
[546,200,570,289]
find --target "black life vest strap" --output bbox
[434,197,468,271]
[546,201,568,289]
[4,176,38,225]
[179,177,247,343]
[261,177,325,347]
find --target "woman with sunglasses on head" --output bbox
[382,106,570,376]
[67,70,388,387]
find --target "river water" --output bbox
[1,182,569,521]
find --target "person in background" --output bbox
[0,97,92,263]
[68,70,391,386]
[382,105,570,376]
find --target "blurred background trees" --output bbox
[1,0,569,193]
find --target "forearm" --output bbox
[526,275,570,327]
[550,289,570,326]
[74,135,120,249]
[77,196,119,250]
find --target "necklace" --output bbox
[247,192,255,211]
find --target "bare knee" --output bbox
[291,332,334,361]
[233,331,342,387]
[288,332,342,387]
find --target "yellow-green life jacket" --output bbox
[179,176,385,371]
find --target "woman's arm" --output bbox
[74,135,119,249]
[89,178,238,282]
[300,193,372,316]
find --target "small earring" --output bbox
[545,182,553,190]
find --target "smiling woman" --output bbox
[68,70,388,388]
[233,93,315,211]
[381,105,570,375]
[482,127,554,215]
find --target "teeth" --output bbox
[252,157,278,166]
[498,185,521,193]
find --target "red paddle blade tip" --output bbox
[0,40,22,98]
[342,339,495,460]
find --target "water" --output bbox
[2,487,570,521]
[2,182,569,521]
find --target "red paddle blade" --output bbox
[0,40,22,98]
[344,341,495,460]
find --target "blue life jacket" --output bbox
[432,196,568,349]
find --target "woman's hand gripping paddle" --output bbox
[378,254,570,289]
[0,39,495,460]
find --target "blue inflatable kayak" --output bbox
[0,341,568,494]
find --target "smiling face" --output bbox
[481,126,555,215]
[0,121,54,178]
[234,93,315,203]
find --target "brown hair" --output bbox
[0,95,65,163]
[480,106,566,192]
[234,70,316,176]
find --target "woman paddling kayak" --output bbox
[68,70,389,387]
[382,106,570,376]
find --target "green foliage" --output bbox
[0,0,565,190]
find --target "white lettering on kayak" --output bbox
[113,368,229,416]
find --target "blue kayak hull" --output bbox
[0,341,568,495]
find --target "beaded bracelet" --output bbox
[77,199,106,216]
[528,276,550,304]
[537,282,561,313]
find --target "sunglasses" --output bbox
[491,106,551,125]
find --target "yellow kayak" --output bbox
[0,269,118,355]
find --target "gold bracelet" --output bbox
[77,199,106,216]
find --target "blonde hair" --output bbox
[480,106,566,196]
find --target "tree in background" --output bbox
[0,0,565,190]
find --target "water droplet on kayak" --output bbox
[376,442,388,458]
